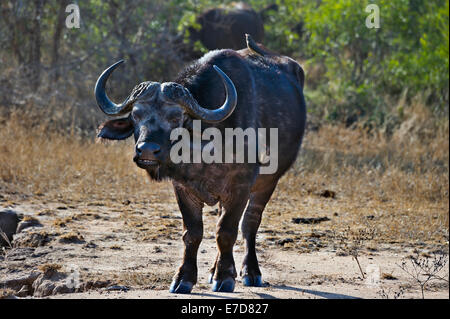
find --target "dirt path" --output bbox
[1,201,448,299]
[50,248,449,299]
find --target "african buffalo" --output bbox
[182,3,277,59]
[94,35,306,293]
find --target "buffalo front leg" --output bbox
[210,191,250,292]
[240,181,277,287]
[170,184,204,294]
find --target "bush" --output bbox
[248,0,449,126]
[0,0,448,129]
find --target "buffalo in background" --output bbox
[181,2,278,59]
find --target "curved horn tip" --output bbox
[114,59,125,66]
[176,65,237,123]
[94,59,131,116]
[212,65,232,82]
[105,59,125,73]
[212,65,237,95]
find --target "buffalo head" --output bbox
[94,60,237,180]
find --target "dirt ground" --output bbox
[1,118,448,299]
[1,198,448,299]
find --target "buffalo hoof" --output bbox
[212,278,235,293]
[169,279,193,294]
[242,275,263,287]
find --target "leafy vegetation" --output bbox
[0,0,448,129]
[246,0,449,126]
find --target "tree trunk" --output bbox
[51,0,69,83]
[29,0,45,91]
[1,2,25,64]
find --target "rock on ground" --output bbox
[0,209,19,246]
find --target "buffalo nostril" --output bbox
[152,144,161,154]
[136,142,161,158]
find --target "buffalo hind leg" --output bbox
[210,190,250,292]
[240,181,277,287]
[170,184,204,294]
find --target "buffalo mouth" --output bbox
[135,159,160,169]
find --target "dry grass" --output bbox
[114,270,173,289]
[52,217,70,227]
[22,215,39,222]
[0,110,155,203]
[38,263,62,273]
[0,102,448,249]
[267,102,449,248]
[58,232,85,244]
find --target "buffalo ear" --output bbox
[97,117,134,140]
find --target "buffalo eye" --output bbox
[168,116,181,127]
